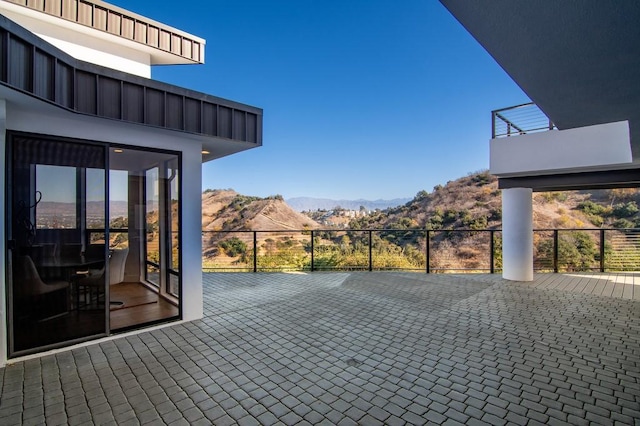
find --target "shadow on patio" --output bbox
[1,272,639,424]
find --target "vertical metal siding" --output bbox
[165,93,183,130]
[202,103,217,136]
[246,113,257,143]
[77,1,92,26]
[218,106,232,139]
[8,36,31,91]
[55,61,74,108]
[75,70,96,114]
[233,110,246,141]
[61,0,77,21]
[122,82,144,123]
[121,17,134,39]
[93,6,107,31]
[33,49,53,100]
[98,76,121,119]
[145,88,164,126]
[184,98,201,133]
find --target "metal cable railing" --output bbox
[492,102,556,138]
[202,228,640,273]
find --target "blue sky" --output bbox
[112,0,529,200]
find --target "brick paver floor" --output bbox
[1,272,639,425]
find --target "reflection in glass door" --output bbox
[7,134,108,356]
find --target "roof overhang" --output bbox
[440,0,640,159]
[1,0,204,65]
[0,13,261,163]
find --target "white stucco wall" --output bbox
[0,100,205,365]
[490,120,632,176]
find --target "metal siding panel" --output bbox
[61,0,77,21]
[159,30,170,51]
[44,0,61,15]
[8,37,31,91]
[148,26,159,47]
[26,0,44,9]
[55,62,73,108]
[145,88,164,126]
[192,43,200,62]
[246,113,257,143]
[77,1,92,26]
[166,93,183,130]
[34,50,54,100]
[218,106,232,139]
[107,11,121,35]
[98,77,121,119]
[75,70,96,114]
[122,82,144,123]
[121,17,134,39]
[202,103,217,136]
[233,110,246,141]
[0,31,6,83]
[94,6,107,31]
[171,34,181,55]
[182,39,192,60]
[134,22,147,43]
[184,98,201,133]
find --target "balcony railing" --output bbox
[202,228,640,273]
[492,102,556,138]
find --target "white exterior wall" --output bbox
[0,100,205,366]
[491,121,632,176]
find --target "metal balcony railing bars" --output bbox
[202,228,640,273]
[492,102,556,138]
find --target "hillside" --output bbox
[201,189,321,260]
[202,189,320,231]
[348,171,640,231]
[201,174,640,271]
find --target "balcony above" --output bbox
[1,0,204,69]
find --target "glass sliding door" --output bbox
[7,134,108,356]
[6,134,181,355]
[108,147,180,331]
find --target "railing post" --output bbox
[553,230,559,273]
[310,230,315,272]
[600,229,605,272]
[426,230,430,274]
[490,230,495,274]
[368,230,373,272]
[491,111,496,139]
[253,231,257,273]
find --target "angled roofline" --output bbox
[2,0,204,64]
[0,14,262,145]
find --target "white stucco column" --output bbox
[502,187,533,281]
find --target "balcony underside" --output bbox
[440,0,640,159]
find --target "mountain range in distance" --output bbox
[286,196,412,212]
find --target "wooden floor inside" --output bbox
[110,282,179,330]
